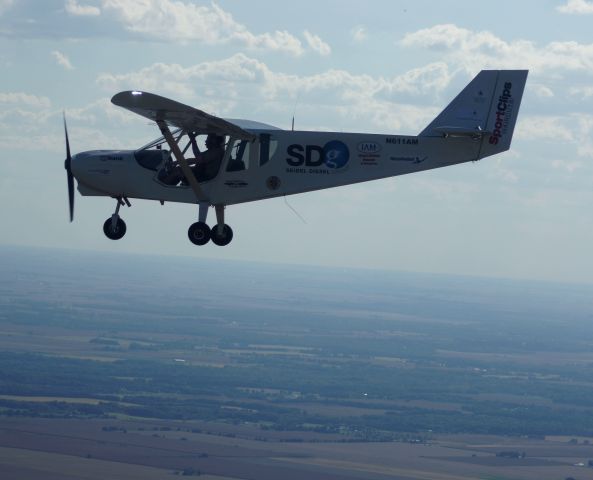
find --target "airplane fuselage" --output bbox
[73,129,483,207]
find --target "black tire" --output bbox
[188,222,211,246]
[211,224,233,246]
[103,217,126,240]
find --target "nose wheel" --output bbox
[103,197,129,241]
[103,217,127,240]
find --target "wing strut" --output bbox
[157,120,208,203]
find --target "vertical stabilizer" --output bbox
[419,70,528,158]
[420,70,500,138]
[478,70,528,159]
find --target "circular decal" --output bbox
[266,176,281,191]
[323,140,350,169]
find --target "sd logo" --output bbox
[286,140,349,169]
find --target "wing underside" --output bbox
[111,91,256,141]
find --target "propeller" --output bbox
[63,112,74,222]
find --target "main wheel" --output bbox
[211,224,233,246]
[188,222,211,245]
[103,217,126,240]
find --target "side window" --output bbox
[259,134,278,166]
[227,139,250,172]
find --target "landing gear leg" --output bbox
[188,202,211,246]
[211,205,233,247]
[103,197,128,240]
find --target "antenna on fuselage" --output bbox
[284,195,307,224]
[291,91,301,132]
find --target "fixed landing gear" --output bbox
[188,204,233,246]
[103,217,126,240]
[103,197,129,240]
[100,198,233,245]
[188,222,210,245]
[211,224,233,246]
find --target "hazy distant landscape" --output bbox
[2,245,593,480]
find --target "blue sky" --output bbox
[1,0,593,283]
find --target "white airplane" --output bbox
[64,69,528,246]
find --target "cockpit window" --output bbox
[227,140,250,172]
[155,132,226,186]
[135,149,168,171]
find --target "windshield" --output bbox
[136,127,183,152]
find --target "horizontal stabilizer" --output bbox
[433,126,492,139]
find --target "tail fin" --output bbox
[419,70,528,159]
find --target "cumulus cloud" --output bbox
[0,92,62,154]
[515,113,593,168]
[101,0,306,55]
[0,92,51,109]
[515,115,574,142]
[532,84,555,98]
[303,30,331,56]
[400,24,593,74]
[0,92,144,154]
[557,0,593,14]
[5,1,327,56]
[99,54,451,101]
[51,50,75,70]
[569,85,593,98]
[552,158,583,172]
[351,25,367,43]
[0,0,13,14]
[65,0,101,16]
[97,54,449,132]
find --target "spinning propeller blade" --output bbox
[63,112,74,222]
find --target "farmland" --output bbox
[2,246,593,479]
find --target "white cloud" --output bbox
[51,50,75,70]
[532,84,554,98]
[400,24,593,75]
[573,114,593,158]
[569,85,593,98]
[65,0,101,16]
[557,0,593,14]
[409,178,480,202]
[515,115,574,142]
[0,94,145,155]
[96,54,449,133]
[492,158,519,183]
[376,62,452,97]
[101,0,306,55]
[0,0,13,15]
[351,25,367,43]
[552,158,583,172]
[0,92,51,109]
[303,30,331,56]
[516,113,593,167]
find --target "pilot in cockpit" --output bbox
[159,133,225,185]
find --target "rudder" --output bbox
[478,70,528,159]
[419,70,528,159]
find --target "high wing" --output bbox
[111,91,256,141]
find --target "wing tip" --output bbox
[111,90,148,106]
